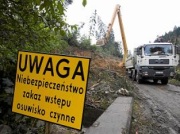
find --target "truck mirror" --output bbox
[137,48,142,55]
[176,45,180,54]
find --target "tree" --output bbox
[88,9,123,57]
[158,26,180,45]
[88,10,108,40]
[0,0,87,77]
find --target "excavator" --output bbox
[96,4,128,67]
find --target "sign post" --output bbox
[45,122,50,134]
[12,51,91,130]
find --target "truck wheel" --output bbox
[132,70,136,81]
[161,78,168,85]
[129,71,133,78]
[132,73,136,81]
[136,73,142,84]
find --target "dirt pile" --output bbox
[69,47,126,76]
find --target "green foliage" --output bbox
[79,35,91,49]
[0,0,123,78]
[169,66,180,86]
[89,10,107,40]
[88,10,123,57]
[89,10,97,37]
[158,26,180,82]
[0,0,76,77]
[96,17,107,40]
[79,35,97,51]
[155,26,180,45]
[82,0,87,7]
[105,42,123,57]
[174,66,180,81]
[62,23,81,47]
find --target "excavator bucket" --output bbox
[118,62,125,68]
[96,39,106,46]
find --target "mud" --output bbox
[132,80,180,134]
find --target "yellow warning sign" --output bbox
[12,51,91,130]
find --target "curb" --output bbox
[85,97,133,134]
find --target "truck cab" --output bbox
[126,42,180,84]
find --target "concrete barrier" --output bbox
[85,97,133,134]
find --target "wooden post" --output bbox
[45,122,51,134]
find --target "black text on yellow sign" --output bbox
[12,51,91,130]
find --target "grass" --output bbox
[169,78,180,86]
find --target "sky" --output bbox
[66,0,180,52]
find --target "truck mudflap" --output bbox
[139,66,175,79]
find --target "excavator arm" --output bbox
[96,4,128,67]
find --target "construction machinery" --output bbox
[126,42,180,84]
[96,4,128,67]
[96,4,180,84]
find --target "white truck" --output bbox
[125,42,180,84]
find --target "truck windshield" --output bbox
[144,44,173,56]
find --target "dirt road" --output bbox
[133,81,180,134]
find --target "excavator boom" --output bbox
[96,4,128,67]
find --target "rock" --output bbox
[26,128,38,134]
[105,91,109,94]
[0,124,12,134]
[36,120,45,127]
[117,88,130,96]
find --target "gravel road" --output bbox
[134,80,180,134]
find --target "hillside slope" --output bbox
[49,47,134,133]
